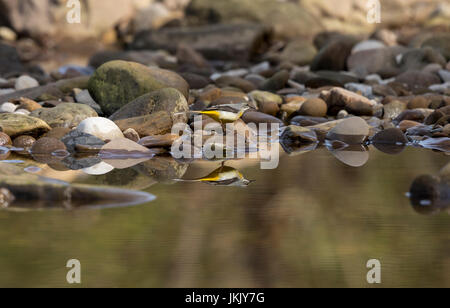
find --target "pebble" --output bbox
[371,128,408,145]
[0,89,15,96]
[138,134,179,148]
[123,128,141,142]
[13,135,36,152]
[326,117,370,145]
[250,62,270,74]
[210,69,249,81]
[398,120,421,132]
[0,132,12,146]
[74,89,103,114]
[299,98,328,117]
[14,109,31,115]
[407,96,430,109]
[345,83,373,97]
[76,117,124,141]
[61,130,105,154]
[429,82,450,92]
[438,70,450,82]
[351,40,386,54]
[15,75,39,90]
[31,137,67,155]
[0,102,17,113]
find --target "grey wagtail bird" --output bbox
[175,165,254,187]
[187,103,251,124]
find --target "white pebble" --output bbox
[15,75,39,90]
[429,82,450,92]
[351,40,386,54]
[438,70,450,83]
[210,69,249,81]
[76,117,124,141]
[0,102,17,113]
[14,109,30,115]
[250,61,270,74]
[345,83,373,97]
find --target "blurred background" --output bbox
[0,0,449,71]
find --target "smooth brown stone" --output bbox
[0,132,12,146]
[114,111,173,137]
[138,134,179,148]
[31,137,67,155]
[398,120,421,132]
[14,97,42,112]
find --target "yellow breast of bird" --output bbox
[200,170,241,182]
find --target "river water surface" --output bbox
[0,146,448,287]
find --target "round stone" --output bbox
[76,117,124,141]
[299,98,328,117]
[0,132,12,146]
[15,75,39,90]
[31,137,67,155]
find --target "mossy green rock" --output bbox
[88,60,189,116]
[30,103,98,129]
[110,88,189,122]
[0,113,51,138]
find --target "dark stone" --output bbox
[259,70,289,92]
[311,36,358,72]
[61,130,105,154]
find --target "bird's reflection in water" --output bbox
[176,165,254,187]
[408,162,450,215]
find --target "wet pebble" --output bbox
[326,117,370,145]
[12,135,35,154]
[76,117,124,141]
[123,128,140,142]
[31,137,67,155]
[398,120,421,132]
[299,98,327,117]
[0,132,12,146]
[259,70,290,92]
[139,134,179,148]
[61,130,105,154]
[371,128,408,145]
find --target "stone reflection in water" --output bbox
[0,163,155,210]
[176,165,254,187]
[134,156,189,184]
[409,162,450,215]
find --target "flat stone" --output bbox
[61,130,105,154]
[0,113,51,138]
[30,103,98,129]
